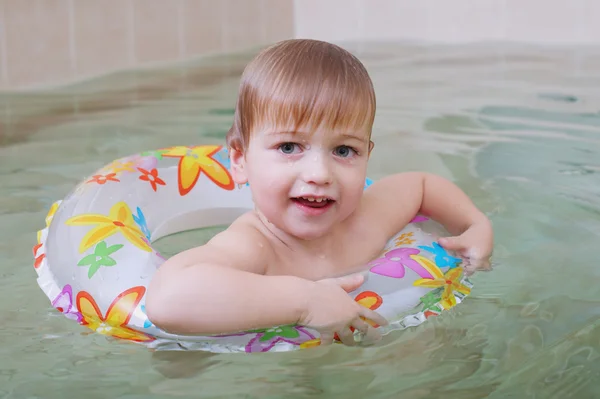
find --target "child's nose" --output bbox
[302,156,332,185]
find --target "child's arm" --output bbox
[145,226,387,341]
[362,172,493,268]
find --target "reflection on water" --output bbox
[1,42,600,398]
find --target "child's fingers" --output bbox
[358,307,388,328]
[437,236,464,250]
[336,328,357,346]
[318,331,335,346]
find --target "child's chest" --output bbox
[268,229,389,281]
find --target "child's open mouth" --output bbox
[292,196,333,208]
[291,196,335,215]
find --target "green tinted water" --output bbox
[1,42,599,398]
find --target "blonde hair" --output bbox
[226,39,376,151]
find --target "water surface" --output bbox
[1,42,599,398]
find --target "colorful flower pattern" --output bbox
[65,201,151,253]
[138,168,165,192]
[77,241,124,278]
[332,291,383,343]
[87,173,120,185]
[162,145,234,195]
[369,248,433,278]
[34,201,60,269]
[418,242,462,269]
[140,149,169,160]
[132,207,151,241]
[213,147,231,170]
[394,232,416,246]
[245,325,316,352]
[413,267,471,309]
[103,160,136,175]
[52,285,83,323]
[36,146,472,352]
[76,286,154,342]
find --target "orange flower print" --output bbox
[33,201,60,270]
[87,173,120,185]
[138,168,165,192]
[354,291,384,328]
[33,243,45,269]
[162,145,234,195]
[394,232,415,247]
[76,286,154,342]
[334,291,383,342]
[424,310,439,319]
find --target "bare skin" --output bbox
[146,129,493,347]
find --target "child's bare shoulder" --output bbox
[162,212,274,275]
[353,172,425,242]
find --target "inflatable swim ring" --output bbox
[33,145,473,353]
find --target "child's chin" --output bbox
[286,224,333,241]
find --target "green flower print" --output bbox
[253,325,301,342]
[245,325,316,352]
[77,241,123,278]
[420,290,443,313]
[140,149,169,160]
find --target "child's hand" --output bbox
[299,274,388,346]
[437,219,493,275]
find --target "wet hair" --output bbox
[226,39,376,151]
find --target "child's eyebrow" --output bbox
[266,130,367,142]
[265,130,299,136]
[338,133,369,142]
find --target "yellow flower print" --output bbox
[65,201,151,253]
[76,286,154,342]
[394,232,415,247]
[162,145,234,195]
[102,160,136,175]
[300,339,322,349]
[413,267,471,309]
[37,201,60,244]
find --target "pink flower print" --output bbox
[51,285,83,323]
[369,248,433,279]
[127,155,158,171]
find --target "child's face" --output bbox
[233,123,372,240]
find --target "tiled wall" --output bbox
[3,0,599,91]
[294,0,599,45]
[0,0,293,91]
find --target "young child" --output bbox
[146,39,493,347]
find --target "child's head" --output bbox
[228,39,377,240]
[227,39,376,153]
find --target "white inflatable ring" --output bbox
[33,145,473,353]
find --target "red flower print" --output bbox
[87,173,120,185]
[138,168,166,192]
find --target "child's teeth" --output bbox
[301,197,326,202]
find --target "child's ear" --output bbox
[229,147,248,185]
[368,140,374,156]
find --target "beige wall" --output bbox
[294,0,599,45]
[0,0,293,91]
[3,0,599,91]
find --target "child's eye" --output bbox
[333,145,355,158]
[278,142,299,154]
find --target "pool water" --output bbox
[1,42,599,398]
